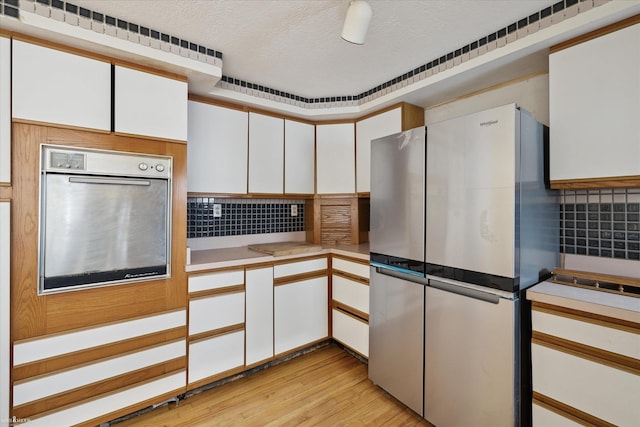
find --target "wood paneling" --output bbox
[550,176,640,189]
[401,103,425,130]
[114,344,430,427]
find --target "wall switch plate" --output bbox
[213,204,222,218]
[290,204,298,217]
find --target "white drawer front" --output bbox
[189,269,244,293]
[532,343,640,427]
[189,331,244,384]
[332,309,368,357]
[332,258,369,279]
[273,258,327,278]
[189,292,245,335]
[532,402,582,427]
[533,309,639,359]
[332,275,369,314]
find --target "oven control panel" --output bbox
[50,152,86,170]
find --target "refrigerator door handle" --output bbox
[428,279,501,304]
[375,266,429,285]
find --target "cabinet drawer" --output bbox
[188,330,244,384]
[332,275,369,314]
[188,269,244,293]
[273,258,327,278]
[332,309,368,358]
[532,402,582,427]
[332,257,369,279]
[532,343,639,426]
[189,292,244,335]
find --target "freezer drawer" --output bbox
[369,266,425,416]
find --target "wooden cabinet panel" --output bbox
[332,309,368,357]
[355,108,402,193]
[12,40,111,131]
[316,123,355,194]
[549,23,640,184]
[245,267,274,366]
[187,101,248,194]
[0,37,10,184]
[114,66,188,141]
[248,113,284,194]
[188,292,244,335]
[188,331,244,384]
[284,120,315,194]
[274,277,328,355]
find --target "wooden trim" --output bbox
[550,176,640,189]
[332,269,369,285]
[189,284,245,300]
[532,301,640,333]
[532,391,617,427]
[332,302,369,323]
[532,331,639,375]
[273,270,328,286]
[113,131,187,144]
[314,193,357,199]
[0,186,11,200]
[315,118,356,125]
[0,29,10,38]
[12,117,112,135]
[187,192,315,199]
[401,103,425,130]
[188,94,248,111]
[550,14,640,54]
[331,253,370,266]
[188,323,244,343]
[12,327,186,380]
[13,360,185,419]
[357,192,371,198]
[112,61,187,83]
[186,365,247,392]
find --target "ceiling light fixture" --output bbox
[341,0,373,45]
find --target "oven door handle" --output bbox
[68,177,151,186]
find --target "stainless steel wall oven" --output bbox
[38,145,172,294]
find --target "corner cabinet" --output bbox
[316,123,355,194]
[549,20,640,187]
[12,39,111,131]
[114,65,188,141]
[248,112,284,194]
[187,101,248,194]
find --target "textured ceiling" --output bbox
[71,0,557,99]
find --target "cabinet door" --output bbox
[188,331,244,384]
[245,267,274,366]
[332,309,368,357]
[189,292,245,336]
[274,277,328,355]
[0,202,9,424]
[248,113,284,194]
[355,108,402,193]
[0,37,10,184]
[187,101,248,194]
[284,120,315,194]
[316,123,355,194]
[549,24,640,181]
[114,65,188,141]
[12,40,111,131]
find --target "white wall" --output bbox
[424,73,549,126]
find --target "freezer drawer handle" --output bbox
[428,280,500,304]
[68,177,151,186]
[375,267,429,285]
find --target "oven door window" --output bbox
[40,174,170,293]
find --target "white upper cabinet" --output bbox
[0,37,10,184]
[248,112,284,194]
[187,101,248,194]
[12,40,111,131]
[549,23,640,183]
[114,65,188,141]
[355,108,402,193]
[316,123,355,194]
[284,120,315,194]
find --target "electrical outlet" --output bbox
[213,204,222,218]
[290,204,298,217]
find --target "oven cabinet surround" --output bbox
[316,123,356,194]
[11,38,111,131]
[113,65,188,141]
[248,112,284,194]
[187,100,248,194]
[549,19,640,188]
[330,255,370,358]
[527,283,640,426]
[273,257,329,355]
[187,269,246,389]
[10,124,188,426]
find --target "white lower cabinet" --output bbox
[189,331,245,384]
[532,402,583,427]
[332,309,368,357]
[245,267,274,366]
[188,292,245,336]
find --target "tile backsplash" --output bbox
[560,189,640,260]
[187,197,305,239]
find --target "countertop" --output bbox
[187,243,370,272]
[527,281,640,323]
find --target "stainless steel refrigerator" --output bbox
[369,104,558,426]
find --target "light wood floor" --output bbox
[114,343,432,426]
